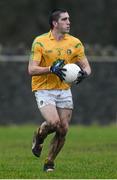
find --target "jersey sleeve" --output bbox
[72,41,86,62]
[30,39,43,61]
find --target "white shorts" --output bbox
[35,89,73,109]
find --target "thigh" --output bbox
[39,104,60,124]
[57,107,72,124]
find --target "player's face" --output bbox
[56,12,70,34]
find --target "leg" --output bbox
[43,108,72,172]
[32,104,61,157]
[47,108,72,162]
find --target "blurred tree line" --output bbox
[0,0,117,52]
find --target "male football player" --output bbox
[28,8,91,172]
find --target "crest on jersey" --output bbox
[67,49,72,55]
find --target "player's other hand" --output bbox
[50,59,66,80]
[75,69,88,84]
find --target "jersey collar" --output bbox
[48,30,69,40]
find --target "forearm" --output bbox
[28,64,50,76]
[77,57,91,76]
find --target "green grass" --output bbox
[0,124,117,179]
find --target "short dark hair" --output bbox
[49,8,68,29]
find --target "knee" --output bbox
[49,119,60,130]
[58,123,69,137]
[62,126,69,136]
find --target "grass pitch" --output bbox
[0,124,117,179]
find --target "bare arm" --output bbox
[76,56,91,76]
[28,60,50,76]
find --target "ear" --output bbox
[53,21,58,27]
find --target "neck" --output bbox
[51,29,65,41]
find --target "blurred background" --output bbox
[0,0,117,125]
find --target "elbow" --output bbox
[28,70,32,76]
[85,67,91,76]
[28,66,33,76]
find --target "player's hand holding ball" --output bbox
[62,63,87,84]
[50,59,67,80]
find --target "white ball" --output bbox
[63,63,81,83]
